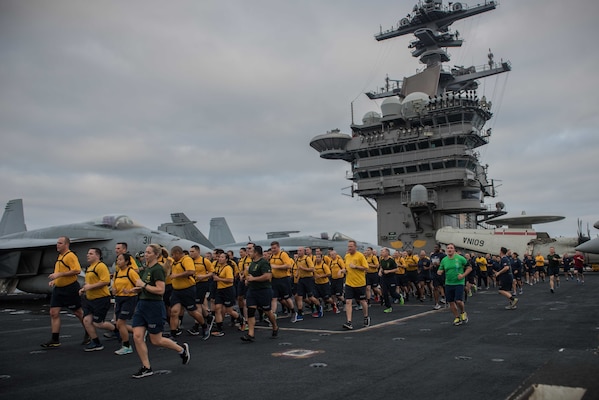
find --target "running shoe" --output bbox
[363,316,371,327]
[342,321,353,330]
[211,331,225,337]
[271,328,279,339]
[41,341,61,349]
[460,312,468,324]
[180,343,190,365]
[240,334,255,343]
[103,330,120,340]
[187,326,201,336]
[84,342,104,352]
[132,366,153,379]
[115,345,133,355]
[383,307,393,313]
[202,326,211,341]
[433,304,441,310]
[291,313,303,323]
[510,297,519,308]
[453,317,462,326]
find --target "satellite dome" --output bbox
[381,96,402,117]
[402,91,430,104]
[410,184,428,203]
[401,91,430,118]
[362,111,382,124]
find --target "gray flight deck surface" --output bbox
[1,277,598,400]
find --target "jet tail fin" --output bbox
[209,217,235,247]
[158,213,215,249]
[0,199,27,236]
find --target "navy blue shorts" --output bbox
[215,286,236,307]
[50,281,82,310]
[115,296,138,321]
[271,277,292,300]
[344,285,366,301]
[397,274,409,287]
[208,281,217,300]
[132,300,166,334]
[297,277,315,298]
[406,270,418,284]
[82,296,111,323]
[246,287,273,311]
[366,272,380,287]
[330,278,344,297]
[315,282,331,300]
[236,279,248,298]
[547,266,560,277]
[163,284,173,307]
[195,281,210,304]
[418,272,432,283]
[445,284,465,303]
[498,276,513,292]
[381,274,398,289]
[170,286,197,311]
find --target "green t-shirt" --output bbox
[438,254,468,285]
[139,263,166,301]
[247,257,272,290]
[379,257,397,272]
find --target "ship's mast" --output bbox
[310,0,511,251]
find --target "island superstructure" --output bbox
[310,0,511,251]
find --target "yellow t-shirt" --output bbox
[330,255,346,280]
[344,251,368,288]
[476,257,487,272]
[405,255,419,271]
[159,256,174,285]
[366,255,379,273]
[270,251,293,279]
[193,256,214,282]
[84,261,111,300]
[53,251,81,287]
[535,255,545,267]
[214,263,234,289]
[171,254,196,290]
[113,266,141,297]
[128,255,139,272]
[296,256,315,279]
[314,261,331,285]
[395,257,406,275]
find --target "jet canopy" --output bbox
[88,215,141,230]
[331,232,354,241]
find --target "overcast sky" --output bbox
[1,0,598,244]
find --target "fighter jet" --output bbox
[0,199,212,294]
[159,214,381,256]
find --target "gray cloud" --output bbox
[1,0,598,244]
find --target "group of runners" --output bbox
[41,235,589,378]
